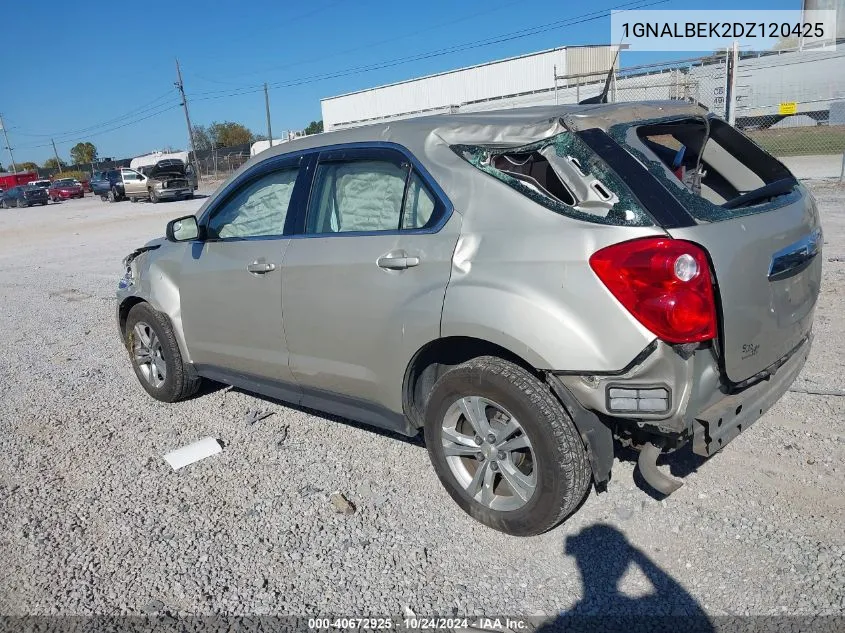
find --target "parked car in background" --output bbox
[1,185,49,208]
[90,171,110,197]
[116,102,821,536]
[136,159,194,203]
[48,178,85,201]
[29,179,52,194]
[79,178,91,193]
[91,168,146,202]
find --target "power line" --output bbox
[15,104,179,150]
[7,91,175,140]
[175,59,201,181]
[7,0,668,154]
[190,0,527,88]
[187,0,667,104]
[1,113,18,173]
[188,0,348,86]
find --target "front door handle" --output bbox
[377,252,420,270]
[247,261,276,274]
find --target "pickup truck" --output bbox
[93,161,195,203]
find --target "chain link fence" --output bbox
[193,151,251,185]
[551,45,845,165]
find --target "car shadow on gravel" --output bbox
[536,524,714,633]
[616,442,709,501]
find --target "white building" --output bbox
[321,45,618,131]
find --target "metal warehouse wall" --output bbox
[322,46,616,130]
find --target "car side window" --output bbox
[305,160,409,234]
[401,172,437,230]
[206,166,299,239]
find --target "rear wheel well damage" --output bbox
[402,336,616,492]
[402,336,539,430]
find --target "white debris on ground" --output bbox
[163,437,223,471]
[0,185,843,617]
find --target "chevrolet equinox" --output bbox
[117,102,821,536]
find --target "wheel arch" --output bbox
[118,295,147,336]
[402,335,541,429]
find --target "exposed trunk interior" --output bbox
[636,118,796,208]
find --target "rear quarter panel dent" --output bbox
[442,227,660,372]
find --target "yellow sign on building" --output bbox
[778,102,798,115]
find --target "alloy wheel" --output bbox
[132,321,167,388]
[441,396,537,511]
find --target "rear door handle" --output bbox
[247,261,276,274]
[377,253,420,270]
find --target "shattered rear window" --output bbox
[609,116,801,223]
[451,132,655,227]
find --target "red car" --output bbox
[48,178,85,201]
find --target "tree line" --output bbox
[5,120,324,172]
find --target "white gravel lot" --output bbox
[0,184,843,623]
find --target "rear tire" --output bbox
[130,197,137,203]
[124,303,201,402]
[423,356,591,536]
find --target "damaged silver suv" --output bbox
[117,102,821,536]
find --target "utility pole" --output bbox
[51,139,63,174]
[175,59,201,181]
[725,41,739,126]
[264,83,273,148]
[0,114,17,174]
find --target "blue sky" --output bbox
[3,0,799,165]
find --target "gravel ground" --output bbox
[0,184,843,622]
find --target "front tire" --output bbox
[124,303,201,402]
[148,188,159,203]
[424,356,591,536]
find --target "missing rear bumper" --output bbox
[691,336,810,456]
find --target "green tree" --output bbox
[70,142,97,165]
[304,120,323,135]
[16,161,39,171]
[191,125,212,151]
[207,121,255,147]
[43,157,66,170]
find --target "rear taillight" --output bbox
[589,237,717,343]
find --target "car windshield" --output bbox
[56,179,76,186]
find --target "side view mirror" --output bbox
[166,215,200,242]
